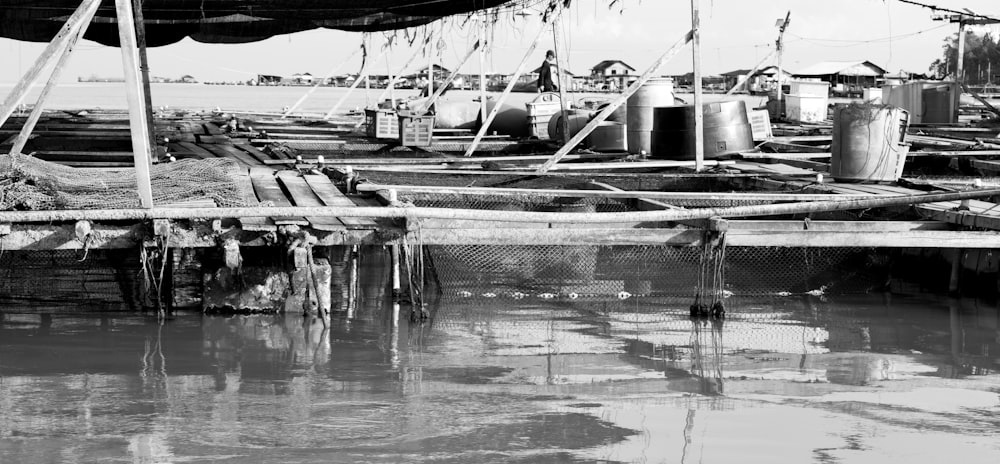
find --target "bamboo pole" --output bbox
[284,47,361,118]
[3,187,1000,224]
[427,27,435,99]
[322,47,386,120]
[552,15,570,145]
[536,30,694,172]
[423,39,482,112]
[691,0,704,172]
[10,8,99,155]
[479,15,489,127]
[725,49,775,95]
[116,0,155,209]
[463,22,551,157]
[0,0,102,129]
[354,183,873,201]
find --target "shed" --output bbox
[793,60,886,93]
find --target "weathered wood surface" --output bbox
[275,171,345,231]
[302,174,378,228]
[249,167,308,226]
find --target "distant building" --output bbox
[793,60,886,95]
[256,74,282,85]
[291,72,314,84]
[179,75,197,83]
[590,60,636,90]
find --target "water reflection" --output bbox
[1,289,999,462]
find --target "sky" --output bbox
[1,0,999,84]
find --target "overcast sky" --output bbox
[1,0,999,84]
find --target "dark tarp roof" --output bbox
[0,0,516,47]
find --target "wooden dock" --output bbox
[2,110,1000,253]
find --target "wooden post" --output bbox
[0,0,102,129]
[775,12,791,108]
[463,22,551,157]
[116,0,155,208]
[387,44,395,108]
[390,243,401,328]
[284,47,361,118]
[427,27,435,99]
[949,248,963,293]
[132,0,156,148]
[956,19,967,83]
[691,0,704,172]
[552,17,570,145]
[424,40,481,111]
[10,9,99,155]
[479,15,489,128]
[536,31,693,172]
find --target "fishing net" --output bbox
[0,249,143,311]
[0,154,259,210]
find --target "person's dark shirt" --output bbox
[538,60,557,92]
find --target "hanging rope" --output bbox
[690,228,727,319]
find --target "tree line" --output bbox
[930,31,1000,85]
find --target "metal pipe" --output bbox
[2,187,1000,224]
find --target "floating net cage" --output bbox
[425,245,886,303]
[0,249,144,312]
[354,169,926,218]
[0,154,259,210]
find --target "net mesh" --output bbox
[427,245,883,300]
[0,249,143,311]
[0,154,259,210]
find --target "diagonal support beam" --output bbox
[422,39,481,112]
[116,0,155,208]
[323,47,387,120]
[536,30,693,173]
[463,22,550,157]
[10,6,100,155]
[0,0,102,130]
[284,46,361,118]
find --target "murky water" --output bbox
[2,284,998,463]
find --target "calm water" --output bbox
[1,286,998,462]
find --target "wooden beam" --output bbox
[115,0,155,208]
[691,0,704,171]
[353,183,872,201]
[9,7,99,155]
[132,0,156,148]
[0,0,102,129]
[551,14,570,145]
[536,30,693,172]
[463,21,550,157]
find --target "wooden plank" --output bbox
[115,0,154,209]
[175,141,217,159]
[232,142,275,163]
[202,142,263,167]
[302,174,378,228]
[203,122,224,135]
[249,168,308,226]
[275,171,346,231]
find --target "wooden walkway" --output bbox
[4,111,1000,250]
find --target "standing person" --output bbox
[537,50,558,93]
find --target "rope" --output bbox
[690,229,727,319]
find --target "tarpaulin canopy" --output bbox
[0,0,518,47]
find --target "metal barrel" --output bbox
[650,100,754,160]
[830,104,910,182]
[626,77,674,154]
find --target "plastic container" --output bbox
[650,100,754,160]
[398,114,435,147]
[830,104,910,182]
[626,77,674,154]
[365,109,398,139]
[862,88,882,102]
[526,92,563,139]
[788,80,830,97]
[785,94,829,123]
